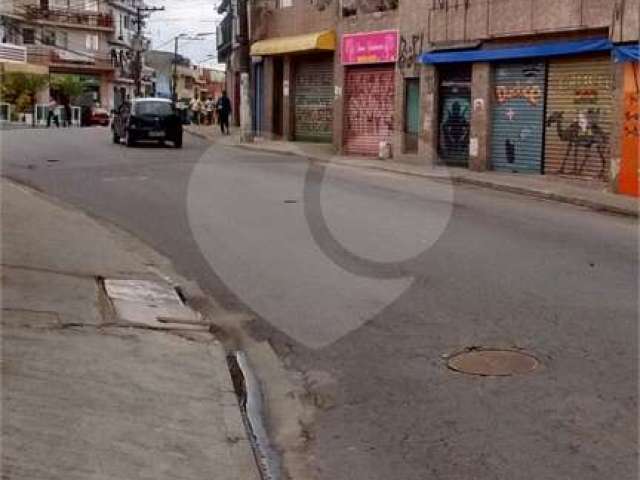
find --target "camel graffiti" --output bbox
[546,110,608,178]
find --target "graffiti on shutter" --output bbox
[439,87,470,166]
[294,57,334,142]
[344,65,395,156]
[491,62,546,173]
[438,65,471,167]
[544,56,612,180]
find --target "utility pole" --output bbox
[133,4,165,97]
[171,33,213,103]
[172,35,182,103]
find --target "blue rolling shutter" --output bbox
[491,62,546,173]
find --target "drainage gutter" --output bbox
[228,351,281,480]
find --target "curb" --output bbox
[185,129,639,219]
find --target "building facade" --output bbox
[217,0,249,126]
[222,0,639,196]
[107,0,152,109]
[0,0,154,113]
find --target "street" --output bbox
[2,127,637,479]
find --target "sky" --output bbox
[145,0,224,69]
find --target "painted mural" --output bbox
[545,110,609,176]
[439,90,470,166]
[491,62,545,173]
[619,62,639,197]
[544,57,612,180]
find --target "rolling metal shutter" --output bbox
[491,62,546,173]
[438,66,471,167]
[544,56,613,180]
[344,65,395,156]
[294,57,334,143]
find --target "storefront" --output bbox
[543,55,613,180]
[294,56,334,142]
[491,62,546,173]
[341,30,398,156]
[419,38,615,177]
[250,30,336,141]
[438,65,471,167]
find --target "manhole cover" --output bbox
[284,199,298,204]
[447,349,539,376]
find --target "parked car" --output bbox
[89,107,110,127]
[111,98,183,148]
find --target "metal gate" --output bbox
[438,66,471,167]
[294,57,333,142]
[344,65,395,156]
[544,56,612,180]
[491,62,546,173]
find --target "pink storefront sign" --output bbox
[341,30,399,65]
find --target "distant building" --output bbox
[0,0,155,111]
[145,50,208,102]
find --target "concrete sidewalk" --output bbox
[1,178,260,480]
[187,124,638,218]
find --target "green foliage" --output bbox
[0,72,49,112]
[51,75,86,100]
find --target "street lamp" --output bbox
[172,32,215,102]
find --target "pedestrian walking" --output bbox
[190,97,201,125]
[63,99,72,128]
[47,97,59,128]
[205,97,215,126]
[216,90,232,135]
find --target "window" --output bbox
[277,0,293,6]
[133,101,173,116]
[42,29,56,46]
[22,28,35,45]
[85,33,99,51]
[85,0,98,11]
[56,30,68,48]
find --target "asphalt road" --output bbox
[2,127,637,480]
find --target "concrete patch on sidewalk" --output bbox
[104,279,205,330]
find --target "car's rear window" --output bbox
[134,102,173,116]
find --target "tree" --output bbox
[0,72,49,123]
[50,75,86,102]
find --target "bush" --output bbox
[0,72,49,113]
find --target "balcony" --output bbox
[23,6,114,31]
[27,45,114,73]
[107,0,139,15]
[216,14,233,62]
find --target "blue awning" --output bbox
[613,43,639,63]
[419,38,612,64]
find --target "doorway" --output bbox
[404,78,420,153]
[273,56,283,138]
